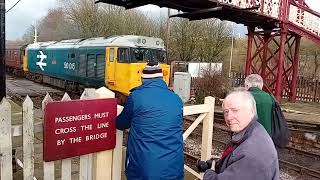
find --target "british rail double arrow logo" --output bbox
[36,51,48,71]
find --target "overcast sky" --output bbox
[6,0,57,40]
[5,0,320,40]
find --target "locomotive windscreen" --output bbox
[131,48,166,63]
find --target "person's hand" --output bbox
[210,160,216,170]
[210,155,220,171]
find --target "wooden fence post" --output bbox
[112,110,123,180]
[0,98,13,180]
[93,87,123,180]
[61,93,72,180]
[79,89,96,180]
[313,79,318,102]
[200,96,215,161]
[317,80,320,102]
[92,87,114,180]
[42,94,54,180]
[23,96,34,180]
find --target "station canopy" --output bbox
[94,0,278,28]
[95,0,217,12]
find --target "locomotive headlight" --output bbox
[163,70,168,76]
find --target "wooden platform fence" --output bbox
[183,96,215,179]
[0,88,124,180]
[0,87,216,180]
[192,72,320,103]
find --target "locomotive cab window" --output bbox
[109,48,114,62]
[131,48,144,63]
[118,48,130,63]
[157,50,167,63]
[131,48,167,63]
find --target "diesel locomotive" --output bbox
[6,35,170,99]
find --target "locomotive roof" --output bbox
[27,35,165,50]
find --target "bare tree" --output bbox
[169,18,231,62]
[197,19,231,62]
[300,39,320,78]
[20,0,231,67]
[21,25,36,44]
[61,0,103,38]
[170,18,198,62]
[37,8,69,41]
[59,0,162,38]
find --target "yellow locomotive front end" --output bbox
[104,35,170,96]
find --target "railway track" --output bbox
[214,111,320,134]
[183,116,320,179]
[6,85,43,109]
[185,121,320,159]
[212,112,320,158]
[186,113,320,156]
[184,151,320,179]
[7,87,58,109]
[187,117,320,156]
[6,75,320,179]
[5,76,76,109]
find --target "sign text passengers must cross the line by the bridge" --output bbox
[43,98,117,162]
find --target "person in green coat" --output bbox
[245,74,273,135]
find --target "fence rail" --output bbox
[182,96,215,179]
[0,87,215,180]
[0,88,124,180]
[191,72,320,103]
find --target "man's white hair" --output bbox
[223,89,258,119]
[245,74,264,90]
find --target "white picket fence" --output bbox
[0,87,215,180]
[0,87,124,180]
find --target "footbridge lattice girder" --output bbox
[245,28,301,101]
[95,0,320,101]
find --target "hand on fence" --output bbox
[210,155,220,171]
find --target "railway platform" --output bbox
[4,74,320,179]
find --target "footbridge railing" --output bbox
[212,0,320,44]
[288,2,320,43]
[213,0,280,19]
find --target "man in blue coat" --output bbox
[116,62,184,180]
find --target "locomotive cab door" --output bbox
[106,47,117,83]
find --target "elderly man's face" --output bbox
[223,94,253,133]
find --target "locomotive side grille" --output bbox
[79,54,86,77]
[87,54,96,78]
[96,54,105,80]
